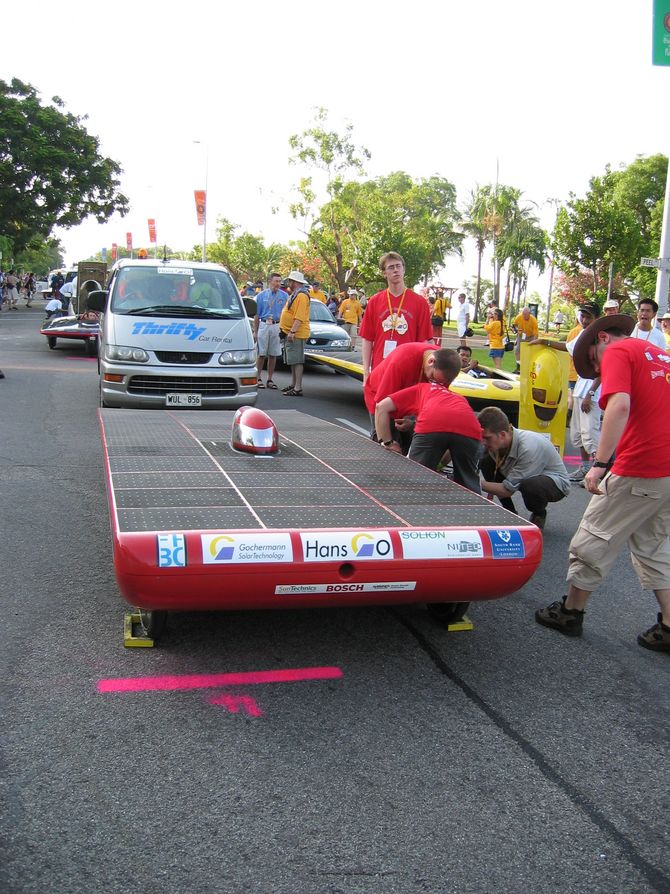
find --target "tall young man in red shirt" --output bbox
[359,252,432,382]
[536,314,670,653]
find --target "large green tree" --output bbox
[0,78,129,252]
[15,235,64,275]
[288,108,371,291]
[289,111,462,292]
[205,217,288,284]
[345,172,462,291]
[552,156,667,301]
[607,154,668,297]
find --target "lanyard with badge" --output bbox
[264,289,279,324]
[381,289,409,358]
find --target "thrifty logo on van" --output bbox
[300,531,394,562]
[130,321,206,341]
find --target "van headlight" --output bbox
[105,344,150,363]
[218,350,256,365]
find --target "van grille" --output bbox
[127,376,238,396]
[155,351,213,364]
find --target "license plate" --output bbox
[166,393,202,407]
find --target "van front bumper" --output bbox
[100,361,258,409]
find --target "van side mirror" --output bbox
[86,290,108,313]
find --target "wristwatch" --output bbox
[382,440,394,447]
[592,460,609,469]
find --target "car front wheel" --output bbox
[426,602,470,625]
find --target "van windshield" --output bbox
[110,266,244,318]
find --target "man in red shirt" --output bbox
[536,313,670,653]
[364,342,454,414]
[364,342,457,452]
[374,349,482,493]
[358,252,432,381]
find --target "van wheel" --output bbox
[47,337,57,349]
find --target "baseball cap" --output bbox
[603,298,618,309]
[578,301,600,318]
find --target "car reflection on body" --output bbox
[305,300,352,353]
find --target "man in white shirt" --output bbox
[44,292,64,318]
[456,293,472,347]
[59,277,77,315]
[631,298,665,348]
[565,307,603,484]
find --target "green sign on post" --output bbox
[653,0,670,65]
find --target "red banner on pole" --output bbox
[126,232,133,252]
[111,243,118,261]
[194,190,206,227]
[148,219,157,244]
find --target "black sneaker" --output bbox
[529,512,546,530]
[637,614,670,653]
[535,595,584,637]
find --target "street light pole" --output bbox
[654,155,670,318]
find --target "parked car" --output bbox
[305,299,352,354]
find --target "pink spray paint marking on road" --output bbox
[97,666,343,694]
[208,694,263,716]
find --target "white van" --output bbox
[94,258,257,409]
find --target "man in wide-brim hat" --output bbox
[278,270,311,396]
[536,312,670,654]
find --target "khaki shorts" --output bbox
[257,322,282,357]
[283,337,305,366]
[567,473,670,591]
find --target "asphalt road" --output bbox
[1,307,668,894]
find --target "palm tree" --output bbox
[462,187,489,321]
[494,194,547,315]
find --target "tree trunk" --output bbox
[473,245,483,321]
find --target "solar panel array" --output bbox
[101,409,531,533]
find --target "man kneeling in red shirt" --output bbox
[374,348,482,494]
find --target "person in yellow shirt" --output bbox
[338,289,363,342]
[512,307,539,369]
[431,292,446,345]
[279,270,311,396]
[484,307,505,368]
[309,282,327,304]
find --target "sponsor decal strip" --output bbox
[275,582,416,595]
[202,532,293,564]
[486,528,526,559]
[400,529,484,559]
[300,530,394,562]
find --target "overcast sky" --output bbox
[3,0,668,294]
